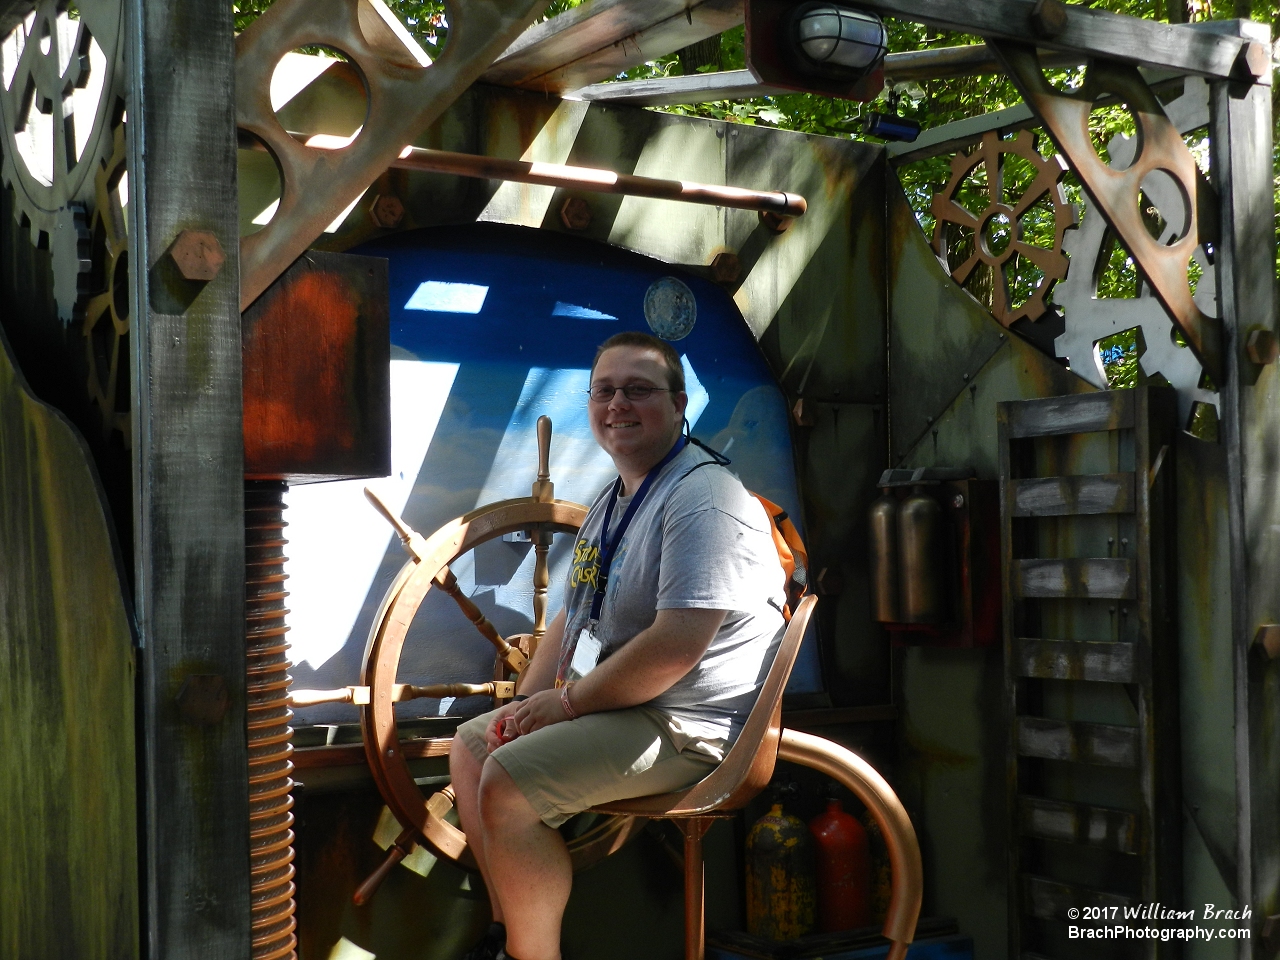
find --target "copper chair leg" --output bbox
[680,817,712,960]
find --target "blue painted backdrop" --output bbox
[287,224,822,725]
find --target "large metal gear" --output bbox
[931,129,1074,327]
[1052,77,1218,429]
[81,119,129,446]
[0,0,124,247]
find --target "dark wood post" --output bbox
[124,0,250,956]
[1209,18,1277,951]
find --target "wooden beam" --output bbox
[846,0,1263,83]
[570,44,1086,105]
[1209,17,1279,938]
[482,0,743,94]
[125,0,250,956]
[571,68,786,106]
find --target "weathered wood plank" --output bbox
[1015,638,1136,683]
[1003,390,1134,439]
[1017,716,1139,767]
[1010,474,1135,517]
[847,0,1258,82]
[1023,875,1134,919]
[1018,796,1139,853]
[0,328,139,960]
[484,0,743,94]
[127,0,250,955]
[570,45,1085,104]
[1015,558,1136,599]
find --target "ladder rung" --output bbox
[1023,875,1134,919]
[1003,390,1134,439]
[1015,559,1135,599]
[1017,717,1138,767]
[1015,638,1136,683]
[1009,474,1135,517]
[1018,795,1138,853]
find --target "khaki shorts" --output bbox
[455,705,719,828]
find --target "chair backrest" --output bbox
[593,594,817,818]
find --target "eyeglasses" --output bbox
[586,383,672,403]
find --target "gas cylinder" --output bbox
[745,799,817,940]
[868,490,899,623]
[808,797,871,932]
[898,486,945,623]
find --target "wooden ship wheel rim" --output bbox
[358,494,645,870]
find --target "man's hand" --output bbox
[511,688,571,736]
[483,701,523,753]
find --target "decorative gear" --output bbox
[81,119,129,446]
[1052,77,1218,429]
[931,129,1074,327]
[0,0,124,247]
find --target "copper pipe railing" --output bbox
[389,145,807,218]
[245,481,298,960]
[778,728,922,960]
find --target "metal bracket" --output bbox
[995,41,1223,385]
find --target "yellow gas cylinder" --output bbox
[745,800,817,940]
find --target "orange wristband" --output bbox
[560,685,578,720]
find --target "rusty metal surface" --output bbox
[234,0,548,310]
[996,43,1223,386]
[930,129,1072,327]
[242,250,390,481]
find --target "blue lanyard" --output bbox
[589,437,686,621]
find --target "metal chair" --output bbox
[592,593,922,960]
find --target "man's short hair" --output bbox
[590,331,686,394]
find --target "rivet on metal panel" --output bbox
[711,251,742,285]
[560,196,592,230]
[1253,625,1280,659]
[176,674,229,725]
[370,194,405,229]
[1246,328,1278,365]
[169,230,226,282]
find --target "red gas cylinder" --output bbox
[808,797,871,932]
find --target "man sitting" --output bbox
[449,331,787,960]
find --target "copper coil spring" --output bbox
[245,481,297,960]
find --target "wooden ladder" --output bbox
[997,388,1180,960]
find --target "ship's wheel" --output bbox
[342,416,644,900]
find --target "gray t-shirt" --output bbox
[556,442,787,754]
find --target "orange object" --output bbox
[809,798,872,932]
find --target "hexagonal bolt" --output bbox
[1029,0,1068,39]
[169,230,225,282]
[758,210,794,233]
[710,252,741,285]
[371,194,405,229]
[560,197,592,231]
[1247,328,1278,365]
